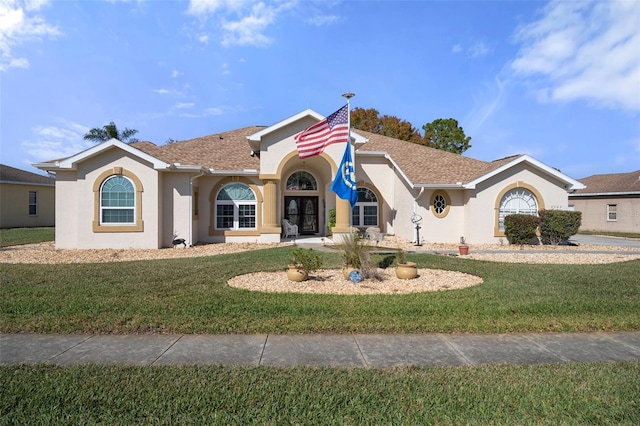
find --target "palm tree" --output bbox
[83,121,139,144]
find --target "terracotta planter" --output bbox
[458,244,469,255]
[396,262,417,279]
[286,265,308,282]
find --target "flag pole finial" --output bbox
[342,92,355,99]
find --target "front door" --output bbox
[285,196,318,234]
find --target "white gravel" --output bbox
[228,267,483,295]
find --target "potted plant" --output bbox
[338,231,364,279]
[458,236,469,256]
[286,248,323,282]
[395,250,417,279]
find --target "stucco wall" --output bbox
[56,148,161,249]
[54,171,78,247]
[0,183,55,228]
[466,164,570,244]
[571,196,640,234]
[161,173,193,247]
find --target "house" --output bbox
[0,164,55,228]
[34,108,585,249]
[569,170,640,234]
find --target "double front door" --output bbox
[285,196,318,234]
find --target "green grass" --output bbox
[2,248,639,334]
[1,363,638,424]
[0,227,54,247]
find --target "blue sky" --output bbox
[1,0,639,179]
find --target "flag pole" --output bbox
[341,92,355,233]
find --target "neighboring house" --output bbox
[34,109,584,249]
[0,164,55,228]
[569,170,640,234]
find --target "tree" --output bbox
[83,121,139,144]
[351,107,422,143]
[421,118,471,154]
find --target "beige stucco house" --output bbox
[0,164,55,228]
[34,109,585,249]
[569,170,640,234]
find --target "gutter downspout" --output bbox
[189,171,205,247]
[413,187,425,243]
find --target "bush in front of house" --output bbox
[538,209,582,245]
[504,214,541,245]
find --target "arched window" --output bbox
[352,187,379,227]
[286,171,317,191]
[100,175,135,224]
[215,183,257,230]
[498,188,538,231]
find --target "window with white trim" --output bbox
[28,191,37,216]
[215,183,257,230]
[498,188,538,231]
[100,176,135,224]
[352,188,378,227]
[607,204,617,221]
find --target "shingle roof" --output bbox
[573,170,640,194]
[130,127,526,185]
[355,130,509,185]
[130,126,264,171]
[0,164,55,185]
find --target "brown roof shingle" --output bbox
[355,130,505,185]
[574,170,640,194]
[131,126,263,171]
[0,164,55,185]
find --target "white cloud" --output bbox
[306,14,339,26]
[451,41,490,58]
[221,2,277,47]
[186,0,295,47]
[179,106,223,118]
[467,42,489,58]
[23,121,92,162]
[173,102,195,109]
[187,0,244,16]
[170,69,182,78]
[153,88,171,95]
[465,77,506,132]
[0,0,60,71]
[510,0,640,111]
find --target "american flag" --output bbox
[295,105,349,159]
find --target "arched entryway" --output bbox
[284,171,319,234]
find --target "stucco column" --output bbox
[262,180,280,234]
[332,197,352,234]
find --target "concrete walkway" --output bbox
[2,332,639,368]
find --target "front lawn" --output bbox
[1,363,638,424]
[2,248,639,334]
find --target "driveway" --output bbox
[569,234,640,248]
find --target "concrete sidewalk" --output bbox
[2,332,639,368]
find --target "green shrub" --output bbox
[504,214,540,245]
[328,209,336,235]
[290,248,323,273]
[539,209,582,245]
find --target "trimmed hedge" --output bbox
[504,214,540,245]
[539,209,582,245]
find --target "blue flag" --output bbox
[330,143,357,208]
